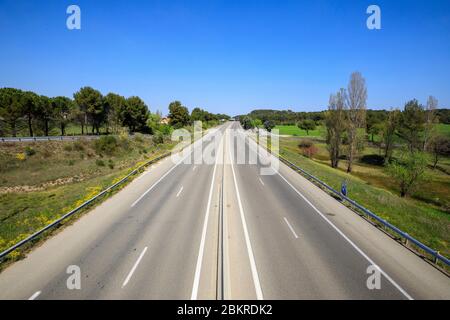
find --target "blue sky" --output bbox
[0,0,449,115]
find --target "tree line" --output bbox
[0,87,230,137]
[321,72,449,197]
[242,105,449,128]
[240,72,450,198]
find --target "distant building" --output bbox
[160,117,170,125]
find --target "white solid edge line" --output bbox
[131,129,217,207]
[277,169,414,300]
[28,291,41,300]
[228,130,264,300]
[242,129,413,301]
[258,177,265,186]
[122,246,148,288]
[190,137,222,300]
[176,186,184,197]
[284,217,299,239]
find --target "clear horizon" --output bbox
[1,0,449,116]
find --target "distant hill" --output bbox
[238,108,450,125]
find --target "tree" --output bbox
[427,135,450,169]
[423,96,438,151]
[74,87,104,135]
[104,93,127,134]
[263,120,275,132]
[298,119,316,135]
[52,96,74,135]
[36,95,54,136]
[366,110,387,142]
[191,107,205,122]
[21,91,39,136]
[326,89,346,168]
[345,72,367,173]
[252,119,262,129]
[168,101,190,129]
[397,99,425,152]
[381,109,401,162]
[0,88,23,137]
[240,116,254,130]
[146,112,162,134]
[386,151,428,197]
[122,96,149,132]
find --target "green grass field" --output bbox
[436,123,450,137]
[274,125,326,137]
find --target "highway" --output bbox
[0,121,449,299]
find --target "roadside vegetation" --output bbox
[240,72,450,259]
[0,86,229,265]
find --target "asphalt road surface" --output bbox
[0,121,449,300]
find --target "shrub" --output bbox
[152,132,164,145]
[16,153,26,161]
[94,136,118,155]
[68,159,75,166]
[95,159,105,167]
[25,146,36,156]
[298,139,318,158]
[302,145,318,158]
[108,159,114,169]
[385,151,428,197]
[298,139,313,148]
[160,125,173,136]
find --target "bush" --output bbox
[16,153,26,161]
[298,139,313,148]
[25,146,36,156]
[95,159,105,167]
[160,125,173,136]
[108,159,114,169]
[94,136,118,155]
[385,151,428,197]
[68,159,75,166]
[298,139,318,158]
[152,132,164,145]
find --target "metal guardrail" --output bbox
[0,152,171,260]
[0,127,218,261]
[249,131,450,267]
[279,155,450,267]
[0,135,101,142]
